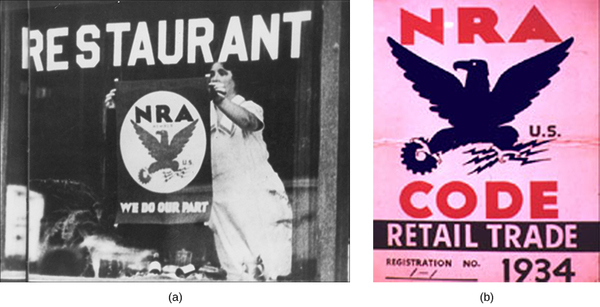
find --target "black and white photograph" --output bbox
[0,0,349,282]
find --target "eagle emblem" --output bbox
[387,36,573,174]
[131,119,198,183]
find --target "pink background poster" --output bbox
[374,0,599,281]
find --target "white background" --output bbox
[1,1,598,306]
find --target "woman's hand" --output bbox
[104,88,116,109]
[208,81,227,104]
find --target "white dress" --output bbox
[207,95,292,281]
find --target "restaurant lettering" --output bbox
[21,11,312,71]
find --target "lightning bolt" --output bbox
[464,148,497,164]
[464,139,554,174]
[463,147,499,174]
[468,159,500,175]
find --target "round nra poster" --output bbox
[119,91,207,194]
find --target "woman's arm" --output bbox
[209,81,263,131]
[214,97,264,132]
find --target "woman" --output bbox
[206,62,292,281]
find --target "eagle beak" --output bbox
[453,61,470,71]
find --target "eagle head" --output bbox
[156,130,169,145]
[453,60,490,92]
[453,60,489,76]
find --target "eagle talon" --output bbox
[492,147,521,164]
[410,137,429,150]
[411,138,442,165]
[433,153,442,165]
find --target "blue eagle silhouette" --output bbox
[131,119,198,183]
[387,36,574,174]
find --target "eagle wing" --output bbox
[166,119,199,160]
[131,120,164,161]
[387,37,465,125]
[490,37,574,125]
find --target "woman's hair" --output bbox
[217,61,246,97]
